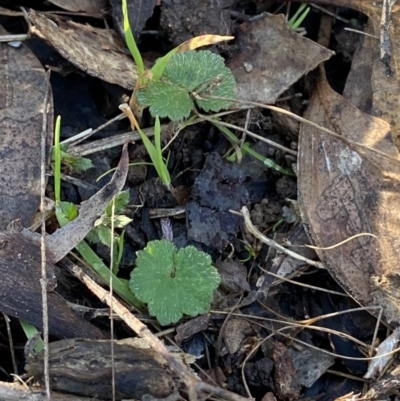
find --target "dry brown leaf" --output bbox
[226,13,333,105]
[297,68,400,325]
[0,25,53,230]
[342,20,375,113]
[28,9,138,90]
[222,317,253,355]
[272,342,301,400]
[46,0,108,15]
[295,0,400,147]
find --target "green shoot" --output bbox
[151,48,179,82]
[288,3,310,30]
[74,240,142,307]
[54,116,79,225]
[122,0,145,78]
[120,105,171,189]
[137,116,171,188]
[214,122,295,176]
[86,191,132,275]
[20,320,44,353]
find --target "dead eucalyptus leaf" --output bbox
[226,13,334,105]
[0,25,53,230]
[299,0,400,147]
[45,0,108,15]
[297,69,400,325]
[28,9,138,90]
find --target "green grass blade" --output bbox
[151,48,178,81]
[214,122,295,176]
[75,240,144,310]
[122,0,144,76]
[20,320,44,353]
[136,122,171,187]
[288,3,310,30]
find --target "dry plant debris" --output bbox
[0,25,53,230]
[45,0,108,15]
[28,10,138,89]
[227,12,334,105]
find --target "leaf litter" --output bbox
[1,1,400,400]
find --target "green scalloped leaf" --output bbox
[136,50,236,121]
[136,80,193,121]
[129,239,221,325]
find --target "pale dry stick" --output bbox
[40,70,52,401]
[305,233,378,251]
[256,319,400,363]
[263,270,347,297]
[63,259,251,401]
[310,3,351,23]
[197,113,297,156]
[109,197,116,401]
[238,206,324,269]
[344,27,379,39]
[212,307,382,351]
[67,113,126,148]
[0,33,28,42]
[68,131,142,157]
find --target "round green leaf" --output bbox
[136,80,193,121]
[129,239,221,325]
[163,50,236,112]
[136,50,236,121]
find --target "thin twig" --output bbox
[40,70,51,401]
[239,206,325,269]
[2,313,17,375]
[110,197,116,401]
[197,113,297,156]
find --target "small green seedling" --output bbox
[51,117,94,174]
[288,3,310,30]
[129,239,221,325]
[86,190,132,275]
[53,116,143,309]
[120,107,172,189]
[20,320,44,353]
[214,122,295,176]
[53,116,79,226]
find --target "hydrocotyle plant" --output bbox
[136,50,236,121]
[122,0,236,121]
[129,239,221,325]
